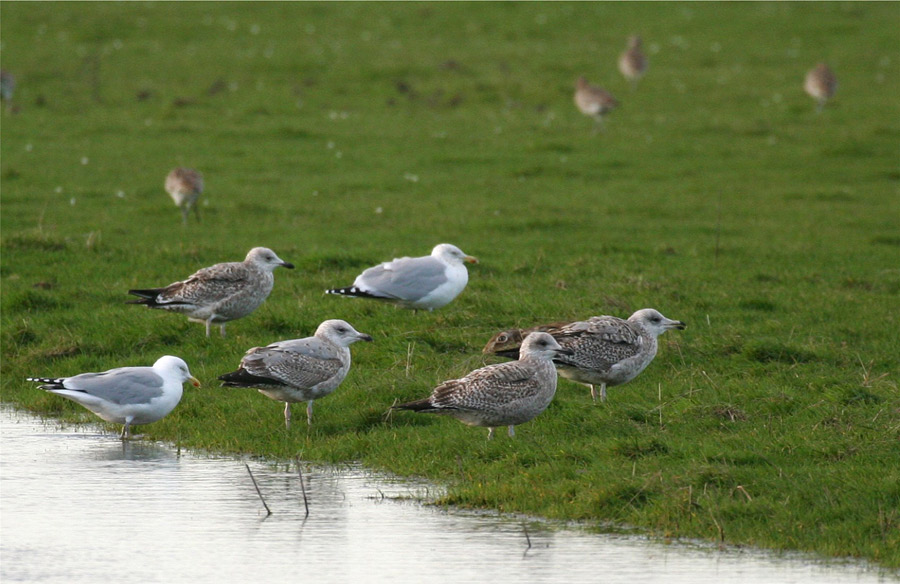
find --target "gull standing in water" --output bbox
[27,356,200,439]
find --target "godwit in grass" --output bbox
[219,319,372,428]
[165,167,204,224]
[128,247,294,337]
[393,332,572,439]
[326,243,478,312]
[574,76,619,132]
[27,356,200,439]
[804,63,837,112]
[618,35,648,90]
[483,309,686,403]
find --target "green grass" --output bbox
[2,1,899,569]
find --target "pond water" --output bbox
[0,407,891,584]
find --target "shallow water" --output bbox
[0,408,890,584]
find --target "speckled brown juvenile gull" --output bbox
[128,247,294,337]
[218,320,372,428]
[27,356,200,439]
[804,63,837,112]
[165,167,204,224]
[618,35,648,90]
[483,309,685,403]
[574,76,618,132]
[393,332,572,439]
[326,243,478,312]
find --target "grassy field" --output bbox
[2,2,898,568]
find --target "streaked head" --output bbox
[629,309,686,337]
[316,319,374,346]
[519,332,573,360]
[432,243,478,265]
[246,247,295,271]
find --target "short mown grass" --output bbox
[2,2,898,569]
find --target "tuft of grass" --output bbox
[1,1,899,569]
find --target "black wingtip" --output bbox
[218,369,277,388]
[26,377,65,390]
[325,286,383,300]
[127,288,161,305]
[391,397,437,412]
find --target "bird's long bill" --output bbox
[464,255,479,264]
[359,334,374,342]
[281,261,296,269]
[189,376,202,387]
[668,320,687,330]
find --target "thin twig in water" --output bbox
[245,463,272,516]
[297,459,310,518]
[523,525,532,550]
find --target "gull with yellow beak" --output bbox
[27,356,201,439]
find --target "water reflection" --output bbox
[0,407,890,584]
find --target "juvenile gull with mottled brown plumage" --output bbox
[218,319,372,427]
[483,309,686,403]
[393,332,572,439]
[128,247,294,337]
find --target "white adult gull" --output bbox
[128,247,294,337]
[325,243,478,312]
[218,319,373,428]
[483,308,686,403]
[393,332,572,439]
[27,355,200,439]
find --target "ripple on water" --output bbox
[0,408,889,584]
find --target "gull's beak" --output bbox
[554,348,575,357]
[358,333,374,343]
[464,255,479,264]
[281,261,295,269]
[189,376,202,387]
[668,320,687,330]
